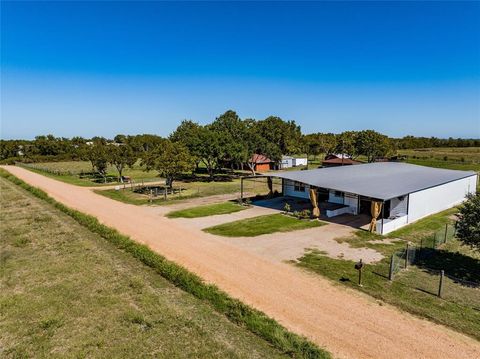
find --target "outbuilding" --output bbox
[249,162,477,234]
[280,155,308,169]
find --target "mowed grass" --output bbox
[95,178,270,206]
[21,161,159,186]
[204,214,326,237]
[0,177,291,358]
[397,147,480,172]
[295,208,480,339]
[167,202,246,218]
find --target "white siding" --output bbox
[283,179,310,199]
[328,190,344,204]
[344,193,359,215]
[408,175,477,222]
[293,158,308,166]
[390,196,408,217]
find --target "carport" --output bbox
[240,162,477,234]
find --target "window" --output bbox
[294,181,305,192]
[334,191,343,197]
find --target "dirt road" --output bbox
[4,166,480,359]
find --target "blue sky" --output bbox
[1,1,479,139]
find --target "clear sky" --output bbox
[1,1,479,139]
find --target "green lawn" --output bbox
[0,176,294,358]
[19,160,160,186]
[167,202,247,218]
[204,213,326,237]
[94,178,271,206]
[295,208,480,340]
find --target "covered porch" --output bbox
[240,173,409,235]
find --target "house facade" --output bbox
[261,162,477,234]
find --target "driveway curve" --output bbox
[3,166,480,359]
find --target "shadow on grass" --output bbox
[415,248,480,285]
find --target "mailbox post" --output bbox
[355,259,364,286]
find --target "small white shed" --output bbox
[280,155,308,169]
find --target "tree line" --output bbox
[1,110,479,186]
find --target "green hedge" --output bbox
[0,169,330,359]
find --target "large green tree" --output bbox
[82,139,109,180]
[254,116,302,155]
[170,120,204,169]
[456,193,480,251]
[356,130,393,162]
[142,140,193,188]
[108,144,137,182]
[335,131,358,158]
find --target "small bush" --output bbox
[283,203,291,214]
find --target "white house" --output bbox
[280,155,308,169]
[259,162,477,234]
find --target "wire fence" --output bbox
[386,223,480,310]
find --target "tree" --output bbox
[197,126,224,179]
[254,116,302,155]
[108,144,137,182]
[456,193,480,250]
[142,140,193,188]
[170,120,203,170]
[355,130,393,162]
[81,139,109,179]
[335,131,358,158]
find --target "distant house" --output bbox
[280,155,308,169]
[249,154,275,172]
[322,154,362,167]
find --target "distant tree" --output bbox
[197,126,224,179]
[211,111,255,170]
[114,134,127,144]
[244,124,281,175]
[170,120,203,169]
[254,116,302,154]
[356,130,393,162]
[108,144,137,182]
[303,133,337,160]
[335,131,358,158]
[142,140,193,188]
[81,139,109,178]
[456,193,480,251]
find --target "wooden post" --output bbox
[240,177,244,203]
[444,223,448,243]
[405,243,409,269]
[388,254,395,281]
[358,266,362,286]
[164,187,167,200]
[438,270,444,298]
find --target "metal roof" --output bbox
[263,162,476,200]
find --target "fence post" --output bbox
[388,254,395,281]
[444,223,448,243]
[405,243,409,269]
[438,270,444,298]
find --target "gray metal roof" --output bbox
[263,162,476,200]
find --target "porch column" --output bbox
[309,187,320,218]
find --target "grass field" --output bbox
[204,214,326,237]
[95,179,271,206]
[295,208,480,340]
[397,147,480,172]
[167,202,246,218]
[0,176,295,358]
[306,147,480,172]
[20,160,160,186]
